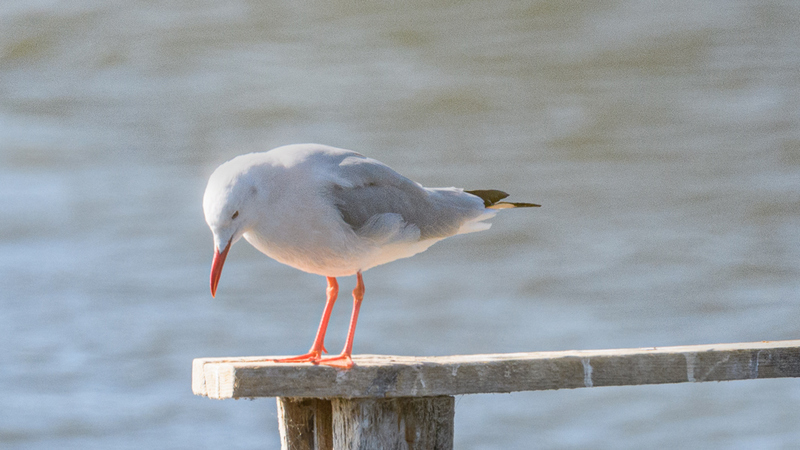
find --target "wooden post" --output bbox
[277,398,332,450]
[275,396,453,450]
[331,396,454,450]
[192,340,800,449]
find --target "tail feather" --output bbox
[465,189,541,209]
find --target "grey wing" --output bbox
[328,156,485,240]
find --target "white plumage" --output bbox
[202,143,538,368]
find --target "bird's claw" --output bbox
[316,354,354,369]
[272,351,323,364]
[272,352,354,369]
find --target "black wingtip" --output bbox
[464,189,509,207]
[466,189,539,209]
[502,202,541,208]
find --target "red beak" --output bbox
[210,239,231,297]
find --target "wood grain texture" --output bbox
[332,396,454,450]
[192,340,800,400]
[278,398,333,450]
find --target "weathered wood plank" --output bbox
[192,340,800,400]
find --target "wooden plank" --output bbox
[331,396,454,450]
[192,340,800,400]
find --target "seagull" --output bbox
[203,143,539,369]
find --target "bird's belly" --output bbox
[242,227,365,277]
[243,229,441,278]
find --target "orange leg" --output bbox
[317,271,365,369]
[273,277,338,364]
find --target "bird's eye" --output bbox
[231,211,239,220]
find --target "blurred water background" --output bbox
[2,0,799,448]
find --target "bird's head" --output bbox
[202,155,265,297]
